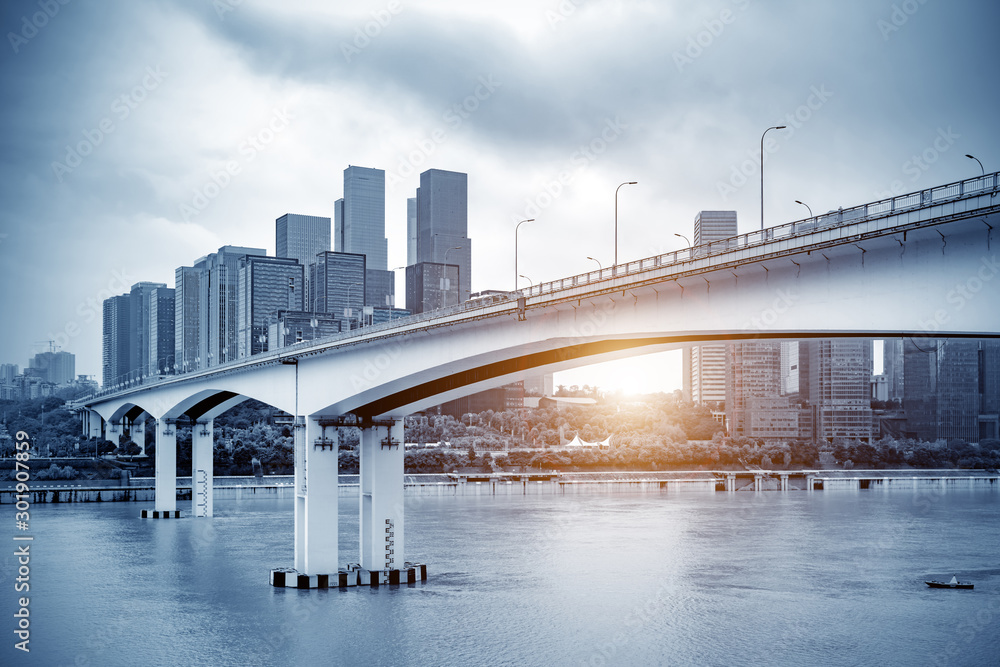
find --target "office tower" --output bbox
[175,264,205,373]
[726,341,799,443]
[236,256,304,358]
[334,166,394,311]
[276,213,331,308]
[312,251,366,330]
[405,262,460,314]
[28,351,75,385]
[882,338,904,402]
[268,310,342,349]
[203,246,267,367]
[406,197,417,265]
[149,287,175,375]
[411,169,472,304]
[903,339,998,442]
[800,339,873,443]
[682,211,738,406]
[103,294,131,387]
[780,341,800,397]
[129,282,167,378]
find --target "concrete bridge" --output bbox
[77,171,1000,587]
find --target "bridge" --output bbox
[77,171,1000,587]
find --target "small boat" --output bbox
[925,576,974,589]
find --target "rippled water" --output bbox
[6,487,999,666]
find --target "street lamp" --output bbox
[615,181,638,266]
[760,125,787,230]
[794,200,813,218]
[515,219,535,291]
[586,256,602,272]
[519,274,534,289]
[966,154,985,176]
[674,233,691,247]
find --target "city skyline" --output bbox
[1,1,998,390]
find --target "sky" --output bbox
[1,0,997,394]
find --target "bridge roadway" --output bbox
[77,172,1000,587]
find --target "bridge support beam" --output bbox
[293,417,339,575]
[130,418,146,457]
[153,419,177,515]
[192,420,213,517]
[106,419,122,450]
[359,419,404,574]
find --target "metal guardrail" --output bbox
[81,171,998,404]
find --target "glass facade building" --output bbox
[276,213,331,308]
[148,287,175,375]
[312,251,366,330]
[412,169,472,304]
[406,262,460,314]
[175,264,205,373]
[236,256,304,358]
[102,294,131,387]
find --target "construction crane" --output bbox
[34,340,60,353]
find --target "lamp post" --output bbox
[586,256,602,272]
[515,219,535,291]
[794,200,813,218]
[615,181,637,266]
[519,274,534,289]
[966,154,985,176]
[760,125,787,230]
[674,233,691,247]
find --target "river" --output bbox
[5,485,999,666]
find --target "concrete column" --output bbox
[154,419,177,513]
[192,420,214,517]
[726,473,736,492]
[780,474,788,492]
[86,410,103,440]
[806,474,815,491]
[130,418,146,457]
[360,419,404,573]
[753,474,762,492]
[294,417,339,575]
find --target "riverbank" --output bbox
[2,469,997,504]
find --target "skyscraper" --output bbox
[203,246,267,366]
[800,339,873,443]
[412,168,472,303]
[148,287,175,375]
[335,166,394,309]
[129,282,166,378]
[236,255,304,358]
[726,341,800,443]
[28,351,75,385]
[175,264,205,373]
[312,251,366,330]
[683,211,737,406]
[276,213,331,308]
[102,294,131,387]
[406,197,417,266]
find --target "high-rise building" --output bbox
[202,246,267,367]
[683,211,737,406]
[726,341,799,443]
[406,197,417,266]
[882,338,904,402]
[102,294,131,387]
[0,364,18,385]
[411,169,472,304]
[268,310,342,349]
[800,339,873,443]
[312,251,366,330]
[406,262,460,314]
[276,213,331,308]
[334,166,393,310]
[903,339,999,442]
[149,287,175,375]
[236,256,304,358]
[28,351,75,385]
[129,282,166,378]
[175,264,206,373]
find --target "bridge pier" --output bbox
[130,417,146,457]
[293,416,339,576]
[359,419,405,575]
[142,419,179,519]
[83,409,103,440]
[753,474,763,492]
[780,474,788,492]
[106,419,122,449]
[726,473,736,492]
[192,420,213,517]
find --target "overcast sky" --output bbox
[1,0,997,393]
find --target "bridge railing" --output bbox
[85,171,998,401]
[520,170,998,299]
